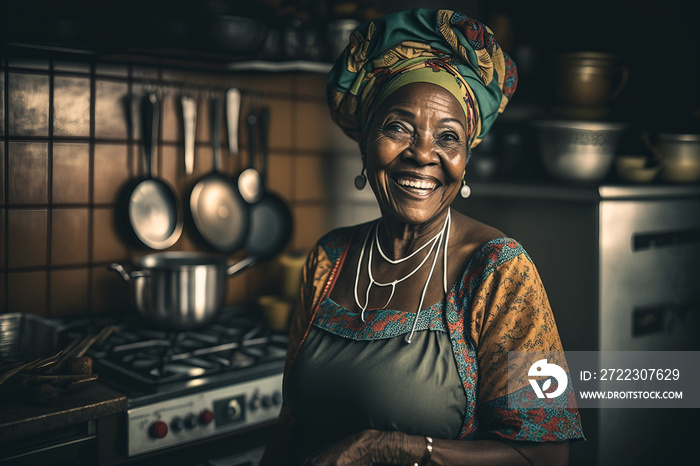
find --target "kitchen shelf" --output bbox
[469,180,700,202]
[2,41,333,75]
[226,60,332,73]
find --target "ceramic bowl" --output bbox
[533,119,626,183]
[615,155,660,184]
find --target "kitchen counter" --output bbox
[468,180,700,201]
[0,382,127,441]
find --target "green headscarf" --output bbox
[327,8,518,148]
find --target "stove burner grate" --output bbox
[57,307,289,391]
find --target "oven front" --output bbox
[98,412,276,466]
[125,373,282,457]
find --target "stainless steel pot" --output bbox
[656,133,700,183]
[554,52,628,109]
[109,252,255,330]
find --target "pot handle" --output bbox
[226,256,257,277]
[641,132,664,164]
[609,65,628,102]
[108,263,151,281]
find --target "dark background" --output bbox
[478,0,700,133]
[1,0,698,149]
[3,0,697,133]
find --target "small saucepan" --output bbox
[109,251,251,330]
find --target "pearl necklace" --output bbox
[354,210,452,343]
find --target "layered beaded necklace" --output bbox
[354,209,452,343]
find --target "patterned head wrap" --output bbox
[327,8,518,148]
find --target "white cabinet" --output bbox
[453,182,700,466]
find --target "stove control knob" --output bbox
[272,391,282,406]
[171,416,184,432]
[249,395,261,411]
[227,399,242,420]
[199,409,214,425]
[185,413,198,429]
[261,395,271,409]
[150,421,168,439]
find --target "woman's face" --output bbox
[363,82,469,226]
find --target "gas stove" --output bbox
[54,306,288,458]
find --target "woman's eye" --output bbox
[385,122,406,133]
[438,132,459,143]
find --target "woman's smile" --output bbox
[391,172,441,197]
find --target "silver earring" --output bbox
[460,178,471,198]
[354,167,367,190]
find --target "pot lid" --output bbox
[138,251,224,268]
[531,119,626,131]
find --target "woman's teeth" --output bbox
[396,178,436,191]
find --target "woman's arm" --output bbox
[303,429,569,466]
[430,435,569,466]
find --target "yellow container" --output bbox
[279,251,308,302]
[257,295,293,332]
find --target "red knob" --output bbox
[199,409,214,425]
[150,421,168,439]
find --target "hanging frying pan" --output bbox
[121,92,183,250]
[188,95,249,254]
[229,106,292,276]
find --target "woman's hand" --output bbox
[303,429,423,466]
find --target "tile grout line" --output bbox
[290,76,298,251]
[87,61,97,314]
[126,65,135,265]
[157,67,164,182]
[3,61,8,311]
[1,66,327,103]
[0,137,327,157]
[5,262,131,273]
[45,60,54,316]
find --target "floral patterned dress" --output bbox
[279,224,584,447]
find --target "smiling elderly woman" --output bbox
[260,8,583,466]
